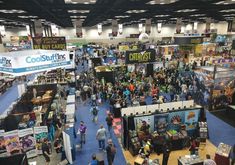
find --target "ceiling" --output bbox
[0,0,235,28]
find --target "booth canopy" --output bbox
[0,49,71,76]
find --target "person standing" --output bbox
[78,121,87,147]
[42,138,51,165]
[162,142,171,165]
[106,139,116,165]
[89,154,98,165]
[96,125,107,151]
[105,113,113,136]
[90,106,99,124]
[203,154,216,165]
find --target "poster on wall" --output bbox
[125,49,156,64]
[167,111,185,131]
[19,128,37,158]
[62,131,73,164]
[19,36,32,49]
[34,126,48,154]
[32,37,66,50]
[184,110,200,131]
[134,115,154,133]
[154,114,168,133]
[0,130,7,157]
[4,130,22,156]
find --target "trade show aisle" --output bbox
[73,102,127,165]
[206,110,235,147]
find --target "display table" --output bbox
[67,95,75,104]
[65,104,75,123]
[178,155,203,165]
[134,156,145,165]
[214,143,231,165]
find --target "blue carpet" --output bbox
[73,101,127,165]
[0,84,19,115]
[206,110,235,147]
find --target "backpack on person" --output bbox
[110,144,116,154]
[92,107,98,116]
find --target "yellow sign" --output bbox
[119,45,129,51]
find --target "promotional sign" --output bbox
[167,111,185,131]
[4,130,22,156]
[154,114,168,133]
[0,131,7,157]
[32,37,66,50]
[19,128,37,158]
[34,126,48,154]
[119,45,130,51]
[112,19,118,36]
[62,131,73,164]
[134,115,154,133]
[75,19,83,38]
[125,49,156,64]
[19,36,32,49]
[174,36,203,45]
[0,50,71,76]
[184,110,200,131]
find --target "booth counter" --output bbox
[214,143,231,165]
[178,155,203,165]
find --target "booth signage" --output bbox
[125,49,156,64]
[32,37,66,50]
[174,36,203,45]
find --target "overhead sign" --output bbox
[0,49,71,76]
[174,36,203,45]
[125,49,156,64]
[32,37,66,50]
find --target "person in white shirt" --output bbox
[203,154,216,165]
[96,125,107,151]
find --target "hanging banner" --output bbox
[193,22,198,33]
[0,50,71,76]
[32,37,66,50]
[205,18,211,33]
[157,23,162,33]
[184,109,200,131]
[19,128,37,158]
[154,114,168,133]
[176,18,182,34]
[112,20,118,36]
[118,24,123,35]
[75,19,83,38]
[4,130,22,156]
[134,115,154,133]
[34,126,48,154]
[174,36,203,45]
[232,18,235,32]
[0,131,7,157]
[34,20,43,37]
[145,19,151,34]
[125,49,156,64]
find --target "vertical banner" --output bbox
[97,24,102,35]
[145,19,151,34]
[118,24,123,35]
[4,130,22,156]
[227,21,232,32]
[19,128,37,158]
[34,20,43,37]
[34,126,48,154]
[184,110,200,131]
[62,131,73,164]
[51,25,59,36]
[232,18,235,32]
[112,19,118,36]
[157,23,162,33]
[193,22,198,33]
[139,23,143,33]
[205,17,211,33]
[176,18,182,34]
[154,114,168,133]
[76,19,83,38]
[26,25,30,36]
[134,115,154,133]
[0,130,7,157]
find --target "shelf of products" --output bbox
[129,130,141,156]
[215,143,232,165]
[198,122,208,142]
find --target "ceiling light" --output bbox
[220,9,235,12]
[223,14,235,16]
[126,10,146,14]
[176,9,198,12]
[0,9,26,13]
[65,0,96,4]
[190,14,205,17]
[170,17,177,20]
[147,0,178,5]
[115,15,130,18]
[68,10,90,13]
[155,14,169,17]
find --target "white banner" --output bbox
[75,19,83,37]
[176,18,182,34]
[19,128,37,158]
[34,126,48,154]
[157,23,162,33]
[63,131,73,164]
[34,20,43,36]
[112,20,118,36]
[0,50,71,76]
[205,17,211,33]
[145,19,151,34]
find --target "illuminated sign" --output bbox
[125,49,156,64]
[32,37,66,50]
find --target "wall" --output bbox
[2,22,229,44]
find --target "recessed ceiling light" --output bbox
[176,9,198,12]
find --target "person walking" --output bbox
[91,93,97,106]
[105,113,113,137]
[162,142,171,165]
[106,139,116,165]
[96,125,107,151]
[42,138,51,165]
[78,121,87,148]
[90,106,99,124]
